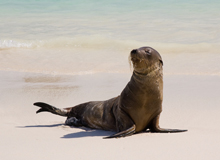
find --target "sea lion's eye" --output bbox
[145,50,151,55]
[159,60,163,66]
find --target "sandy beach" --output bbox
[1,0,220,159]
[1,68,220,160]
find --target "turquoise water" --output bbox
[0,0,220,75]
[1,0,220,48]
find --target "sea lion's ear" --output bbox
[159,60,163,66]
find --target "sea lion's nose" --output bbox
[131,49,137,54]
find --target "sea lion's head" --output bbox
[130,47,163,75]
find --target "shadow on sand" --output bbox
[19,124,115,138]
[61,129,114,139]
[20,124,64,128]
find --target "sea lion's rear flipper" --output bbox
[65,117,83,127]
[149,115,187,133]
[104,124,136,139]
[34,102,68,117]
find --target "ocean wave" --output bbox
[0,38,219,54]
[0,40,35,48]
[0,37,135,49]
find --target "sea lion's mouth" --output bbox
[131,56,144,63]
[130,49,146,63]
[131,57,138,61]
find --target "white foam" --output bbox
[0,40,34,48]
[1,38,219,55]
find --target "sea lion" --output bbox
[34,46,187,138]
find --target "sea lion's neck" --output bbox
[132,67,163,85]
[128,67,163,100]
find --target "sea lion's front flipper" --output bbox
[149,115,187,133]
[104,124,136,139]
[150,127,187,133]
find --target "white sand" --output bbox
[0,70,220,160]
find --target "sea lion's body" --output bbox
[66,97,118,131]
[34,47,187,138]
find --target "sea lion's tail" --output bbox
[34,102,68,117]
